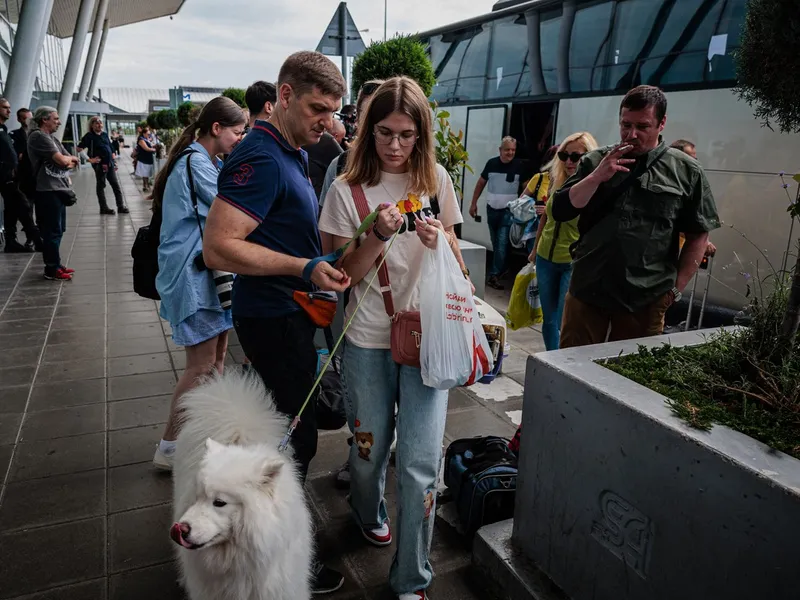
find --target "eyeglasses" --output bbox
[557,151,585,163]
[373,129,418,147]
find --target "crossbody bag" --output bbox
[350,183,423,367]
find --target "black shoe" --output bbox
[33,238,44,252]
[487,276,504,291]
[310,560,344,595]
[24,240,35,252]
[4,239,31,253]
[117,206,130,214]
[100,206,116,215]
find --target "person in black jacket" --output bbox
[77,116,128,215]
[0,99,40,252]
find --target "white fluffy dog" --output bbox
[170,370,312,600]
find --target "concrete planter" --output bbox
[512,329,800,600]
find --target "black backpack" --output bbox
[131,148,199,300]
[444,436,518,536]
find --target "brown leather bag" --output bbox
[350,184,422,367]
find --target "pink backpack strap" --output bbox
[349,184,395,317]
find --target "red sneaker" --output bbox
[44,270,72,281]
[361,522,392,547]
[58,265,75,274]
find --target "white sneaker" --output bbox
[153,445,174,472]
[361,522,392,547]
[398,592,427,600]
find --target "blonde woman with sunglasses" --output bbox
[529,131,598,350]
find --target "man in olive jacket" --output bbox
[552,85,719,348]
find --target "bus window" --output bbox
[569,1,614,92]
[539,9,561,94]
[487,14,529,100]
[454,24,492,103]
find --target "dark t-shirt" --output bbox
[28,130,71,192]
[78,131,115,166]
[303,132,343,200]
[480,157,526,210]
[216,120,322,318]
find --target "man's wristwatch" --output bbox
[670,286,682,303]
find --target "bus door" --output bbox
[461,104,508,250]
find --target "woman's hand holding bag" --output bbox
[419,229,494,390]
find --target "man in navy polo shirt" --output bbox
[203,50,349,594]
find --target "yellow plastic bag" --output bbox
[505,263,543,330]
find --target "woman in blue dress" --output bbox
[151,97,246,470]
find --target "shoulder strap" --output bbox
[531,172,544,198]
[184,152,203,240]
[349,183,395,317]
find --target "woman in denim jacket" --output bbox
[151,97,246,470]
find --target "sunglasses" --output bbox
[558,151,585,163]
[361,82,381,96]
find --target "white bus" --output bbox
[417,0,799,316]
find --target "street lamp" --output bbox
[384,0,387,41]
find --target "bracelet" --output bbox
[372,224,392,243]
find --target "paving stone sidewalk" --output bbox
[0,154,543,599]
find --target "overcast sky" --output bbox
[77,0,494,90]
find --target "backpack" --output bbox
[131,148,199,300]
[444,436,518,536]
[315,348,348,431]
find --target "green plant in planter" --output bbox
[146,112,159,130]
[177,102,194,127]
[221,87,246,108]
[431,102,472,199]
[351,35,435,98]
[606,277,800,458]
[155,109,179,131]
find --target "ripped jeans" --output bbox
[341,341,448,595]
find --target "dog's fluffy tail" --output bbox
[176,368,289,452]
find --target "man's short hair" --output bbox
[671,138,695,151]
[277,51,346,99]
[245,81,276,114]
[501,136,517,147]
[16,107,30,119]
[620,85,667,123]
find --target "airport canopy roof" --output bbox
[7,0,186,38]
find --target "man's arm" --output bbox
[468,177,487,217]
[675,232,709,293]
[203,199,349,291]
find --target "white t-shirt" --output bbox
[318,163,463,349]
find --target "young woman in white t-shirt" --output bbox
[318,77,469,600]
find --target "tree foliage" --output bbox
[154,109,179,130]
[177,102,194,127]
[734,0,800,133]
[221,87,247,108]
[146,112,159,129]
[352,35,435,98]
[431,102,472,198]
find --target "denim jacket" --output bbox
[156,142,222,326]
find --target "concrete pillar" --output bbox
[86,18,109,102]
[3,0,55,111]
[55,0,97,140]
[557,0,576,94]
[79,0,109,101]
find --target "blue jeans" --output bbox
[535,255,572,351]
[342,342,448,596]
[486,206,511,277]
[34,191,67,274]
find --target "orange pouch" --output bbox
[293,290,337,328]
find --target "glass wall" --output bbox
[424,0,746,105]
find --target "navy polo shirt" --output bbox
[217,121,321,318]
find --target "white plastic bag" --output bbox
[420,230,494,390]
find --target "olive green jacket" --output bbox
[552,140,720,312]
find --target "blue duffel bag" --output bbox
[444,436,518,536]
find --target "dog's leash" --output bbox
[277,225,401,453]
